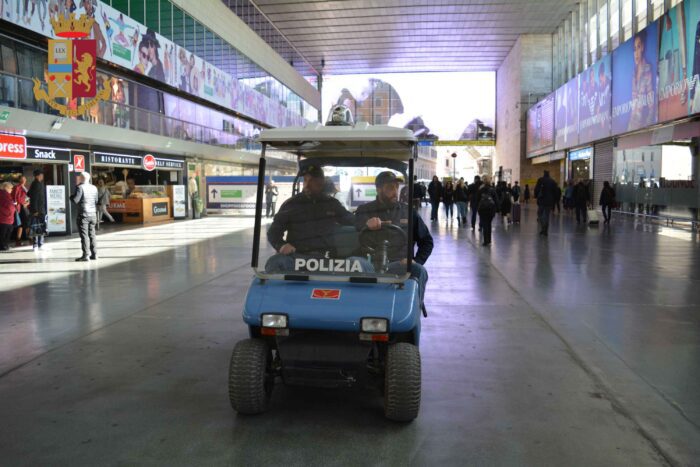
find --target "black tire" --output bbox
[384,342,421,422]
[228,338,273,414]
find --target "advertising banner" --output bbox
[579,55,612,144]
[172,185,186,219]
[658,3,689,122]
[206,176,295,215]
[555,77,579,150]
[46,185,67,233]
[526,93,555,156]
[684,0,700,115]
[612,20,659,135]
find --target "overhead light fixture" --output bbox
[51,118,64,131]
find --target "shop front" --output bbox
[567,147,593,183]
[91,151,187,224]
[0,134,73,235]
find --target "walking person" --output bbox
[599,181,616,225]
[454,177,468,226]
[573,179,590,224]
[0,182,16,252]
[265,179,279,218]
[511,181,521,203]
[467,175,482,231]
[534,170,557,236]
[443,180,454,222]
[523,184,531,204]
[11,175,29,247]
[27,169,47,249]
[497,181,512,225]
[427,175,442,222]
[96,178,115,225]
[563,181,574,211]
[70,172,99,262]
[475,175,499,246]
[554,183,562,214]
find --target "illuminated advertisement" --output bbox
[526,93,555,156]
[612,20,659,135]
[555,77,579,150]
[684,0,700,115]
[578,55,612,144]
[322,73,495,141]
[658,3,689,122]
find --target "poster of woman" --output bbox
[685,0,700,114]
[658,3,688,122]
[554,76,579,150]
[578,55,611,144]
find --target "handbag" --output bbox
[28,215,48,238]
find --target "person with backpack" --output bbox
[427,175,442,222]
[467,175,482,231]
[534,170,558,236]
[475,175,499,246]
[511,181,521,203]
[599,180,616,225]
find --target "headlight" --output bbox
[361,318,388,333]
[261,314,288,328]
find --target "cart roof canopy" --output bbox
[258,122,416,160]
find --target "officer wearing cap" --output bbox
[266,165,356,272]
[354,171,433,301]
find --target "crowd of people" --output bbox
[0,171,47,252]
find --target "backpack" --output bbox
[478,190,496,214]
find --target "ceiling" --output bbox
[250,0,579,75]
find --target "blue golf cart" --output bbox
[228,111,424,422]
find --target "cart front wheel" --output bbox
[228,338,273,414]
[384,342,421,422]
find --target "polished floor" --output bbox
[0,208,698,466]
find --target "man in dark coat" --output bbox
[27,169,46,249]
[467,175,482,231]
[573,179,590,224]
[427,175,442,222]
[534,170,558,236]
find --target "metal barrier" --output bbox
[613,208,698,232]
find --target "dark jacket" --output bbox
[599,186,616,206]
[442,186,454,204]
[70,182,99,217]
[555,185,562,202]
[27,180,46,216]
[534,175,558,208]
[354,199,433,265]
[454,184,468,202]
[265,185,279,202]
[268,192,354,254]
[467,181,483,206]
[475,184,499,217]
[524,185,531,200]
[511,184,521,201]
[573,182,590,207]
[0,190,15,225]
[427,180,442,202]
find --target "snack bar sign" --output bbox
[0,134,27,160]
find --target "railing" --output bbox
[0,71,271,156]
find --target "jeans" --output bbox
[470,204,478,228]
[537,205,552,233]
[78,215,97,258]
[387,261,428,303]
[456,202,467,220]
[430,201,440,220]
[444,202,453,218]
[602,205,612,223]
[575,205,587,224]
[266,201,276,218]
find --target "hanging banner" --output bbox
[658,3,689,122]
[526,93,555,156]
[578,55,612,144]
[555,77,579,150]
[46,185,67,233]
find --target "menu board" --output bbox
[526,93,555,156]
[172,185,186,219]
[46,185,67,233]
[612,20,659,135]
[555,77,580,150]
[579,55,612,144]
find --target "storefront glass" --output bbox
[568,147,593,181]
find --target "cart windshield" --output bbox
[257,158,414,279]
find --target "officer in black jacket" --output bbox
[266,166,356,272]
[354,171,433,302]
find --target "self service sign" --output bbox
[0,134,27,160]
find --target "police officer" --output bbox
[354,171,433,303]
[266,166,355,272]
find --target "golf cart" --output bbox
[228,109,424,422]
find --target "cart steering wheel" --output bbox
[359,223,407,271]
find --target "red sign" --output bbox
[143,154,156,171]
[72,39,97,98]
[73,154,85,171]
[311,289,341,300]
[0,134,26,160]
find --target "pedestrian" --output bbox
[443,180,454,221]
[564,181,574,211]
[599,180,616,225]
[427,175,442,221]
[534,170,558,236]
[573,179,590,224]
[96,178,115,224]
[554,183,562,214]
[523,184,531,204]
[11,175,29,247]
[27,169,47,249]
[467,175,482,231]
[70,172,99,262]
[265,179,279,218]
[454,177,468,226]
[475,175,498,246]
[496,181,512,225]
[511,181,521,203]
[0,182,15,251]
[411,175,422,211]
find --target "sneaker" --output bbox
[89,254,97,260]
[75,257,89,262]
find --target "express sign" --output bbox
[0,134,27,159]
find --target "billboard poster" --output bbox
[46,185,67,233]
[578,55,612,144]
[555,77,579,150]
[658,3,689,122]
[0,0,310,128]
[172,185,187,219]
[684,0,700,114]
[526,93,555,156]
[612,20,659,135]
[205,176,295,215]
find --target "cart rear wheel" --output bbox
[384,342,421,422]
[228,338,273,414]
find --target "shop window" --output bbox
[159,0,173,39]
[130,0,146,24]
[112,0,129,16]
[636,0,647,31]
[145,0,160,32]
[183,14,195,52]
[172,6,184,47]
[1,41,17,75]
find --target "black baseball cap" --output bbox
[302,165,324,179]
[375,171,402,188]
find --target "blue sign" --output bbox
[569,147,593,161]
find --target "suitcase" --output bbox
[587,209,600,225]
[511,203,521,224]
